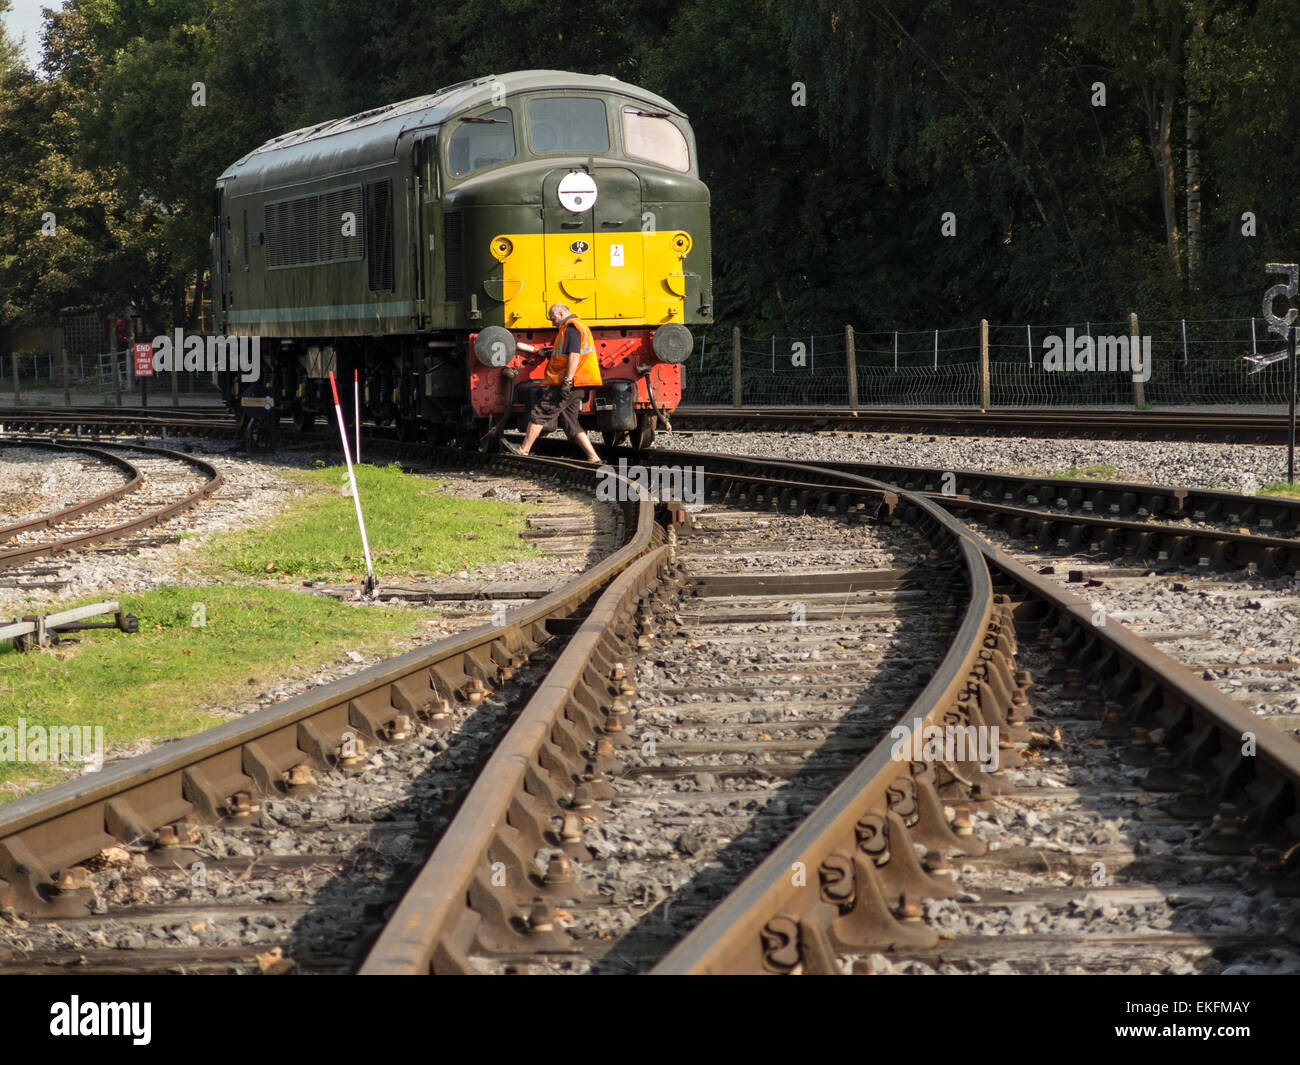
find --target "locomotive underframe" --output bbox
[220,324,681,448]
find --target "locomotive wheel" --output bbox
[292,406,314,432]
[397,415,422,442]
[602,428,630,448]
[426,422,455,447]
[632,414,656,451]
[247,420,277,452]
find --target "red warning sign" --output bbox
[133,342,154,378]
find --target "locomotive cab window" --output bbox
[447,107,516,177]
[622,108,690,172]
[527,97,609,154]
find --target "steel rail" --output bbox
[358,456,1000,974]
[653,458,1300,973]
[0,438,225,570]
[0,439,142,540]
[775,455,1300,538]
[672,406,1295,443]
[0,452,653,917]
[544,438,1300,540]
[574,442,1300,575]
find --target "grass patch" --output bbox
[1055,464,1119,481]
[0,585,432,797]
[1261,481,1300,499]
[202,462,541,580]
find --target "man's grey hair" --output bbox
[547,303,571,321]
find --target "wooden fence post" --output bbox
[979,319,990,410]
[1130,312,1145,409]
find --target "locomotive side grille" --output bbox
[320,186,364,262]
[265,185,365,269]
[443,211,464,302]
[366,179,395,292]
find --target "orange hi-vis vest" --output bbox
[543,316,602,388]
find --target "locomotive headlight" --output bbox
[672,232,692,255]
[652,322,693,364]
[489,236,513,262]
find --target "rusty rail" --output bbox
[0,438,225,570]
[358,458,993,973]
[0,452,653,917]
[672,406,1295,444]
[652,457,1300,973]
[0,440,142,541]
[576,441,1300,575]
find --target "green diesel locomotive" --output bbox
[211,69,713,448]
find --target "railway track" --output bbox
[0,452,650,972]
[580,440,1300,577]
[3,441,1299,976]
[0,438,223,579]
[362,449,1300,974]
[673,406,1296,444]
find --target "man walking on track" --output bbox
[515,302,602,462]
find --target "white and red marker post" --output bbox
[329,370,377,595]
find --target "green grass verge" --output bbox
[0,585,435,797]
[0,464,550,798]
[202,462,541,581]
[1261,481,1300,499]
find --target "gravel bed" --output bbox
[0,445,131,526]
[0,658,553,973]
[2,440,614,779]
[872,632,1300,975]
[666,429,1292,494]
[469,505,960,973]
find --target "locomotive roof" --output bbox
[216,70,685,192]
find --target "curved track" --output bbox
[3,432,1299,975]
[0,438,224,572]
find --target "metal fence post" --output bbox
[731,327,742,408]
[10,351,19,404]
[845,325,858,409]
[979,319,990,410]
[61,344,70,407]
[110,334,122,408]
[1130,311,1145,410]
[933,329,938,371]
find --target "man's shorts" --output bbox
[528,386,590,437]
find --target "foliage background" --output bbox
[1,0,1294,348]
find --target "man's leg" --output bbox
[518,421,544,455]
[562,389,600,463]
[571,429,601,463]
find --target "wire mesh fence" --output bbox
[0,351,221,402]
[682,317,1296,408]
